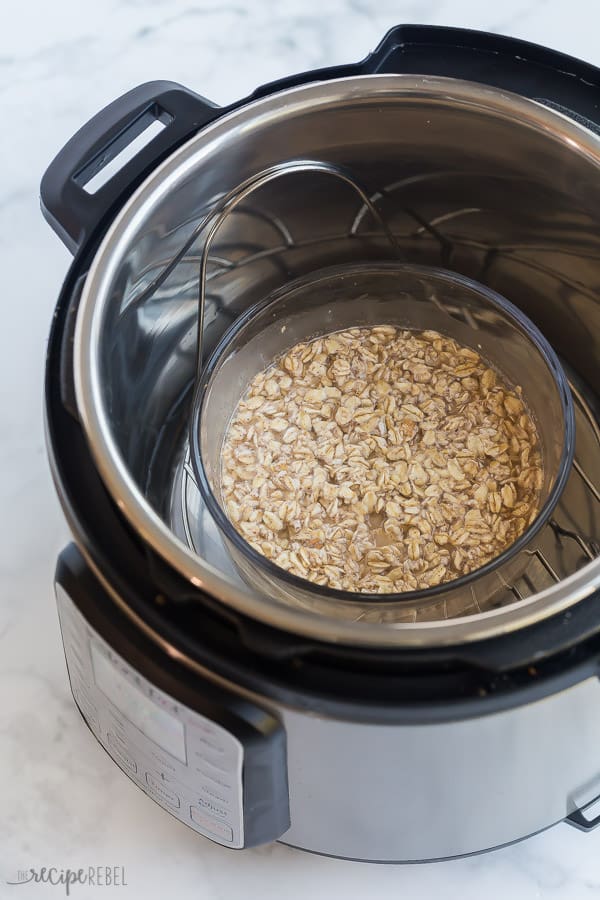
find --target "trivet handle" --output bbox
[194,159,402,376]
[41,81,220,254]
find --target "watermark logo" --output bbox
[7,867,127,895]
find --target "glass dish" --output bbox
[190,263,575,619]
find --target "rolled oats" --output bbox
[220,327,542,593]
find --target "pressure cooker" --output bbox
[42,25,600,861]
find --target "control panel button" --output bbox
[190,806,233,842]
[193,763,231,792]
[200,783,230,806]
[145,772,180,809]
[191,748,231,775]
[107,733,137,774]
[194,734,227,756]
[193,795,228,819]
[148,748,177,774]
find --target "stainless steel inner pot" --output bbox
[73,75,600,647]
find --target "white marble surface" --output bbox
[2,0,600,896]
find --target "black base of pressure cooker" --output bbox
[44,24,600,857]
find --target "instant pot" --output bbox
[42,25,600,861]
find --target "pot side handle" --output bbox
[566,799,600,832]
[40,81,221,255]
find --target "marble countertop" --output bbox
[2,0,600,896]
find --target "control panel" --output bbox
[57,584,246,847]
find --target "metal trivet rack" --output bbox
[154,159,600,623]
[178,378,599,622]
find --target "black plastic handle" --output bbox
[42,27,600,257]
[566,798,600,832]
[41,81,221,254]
